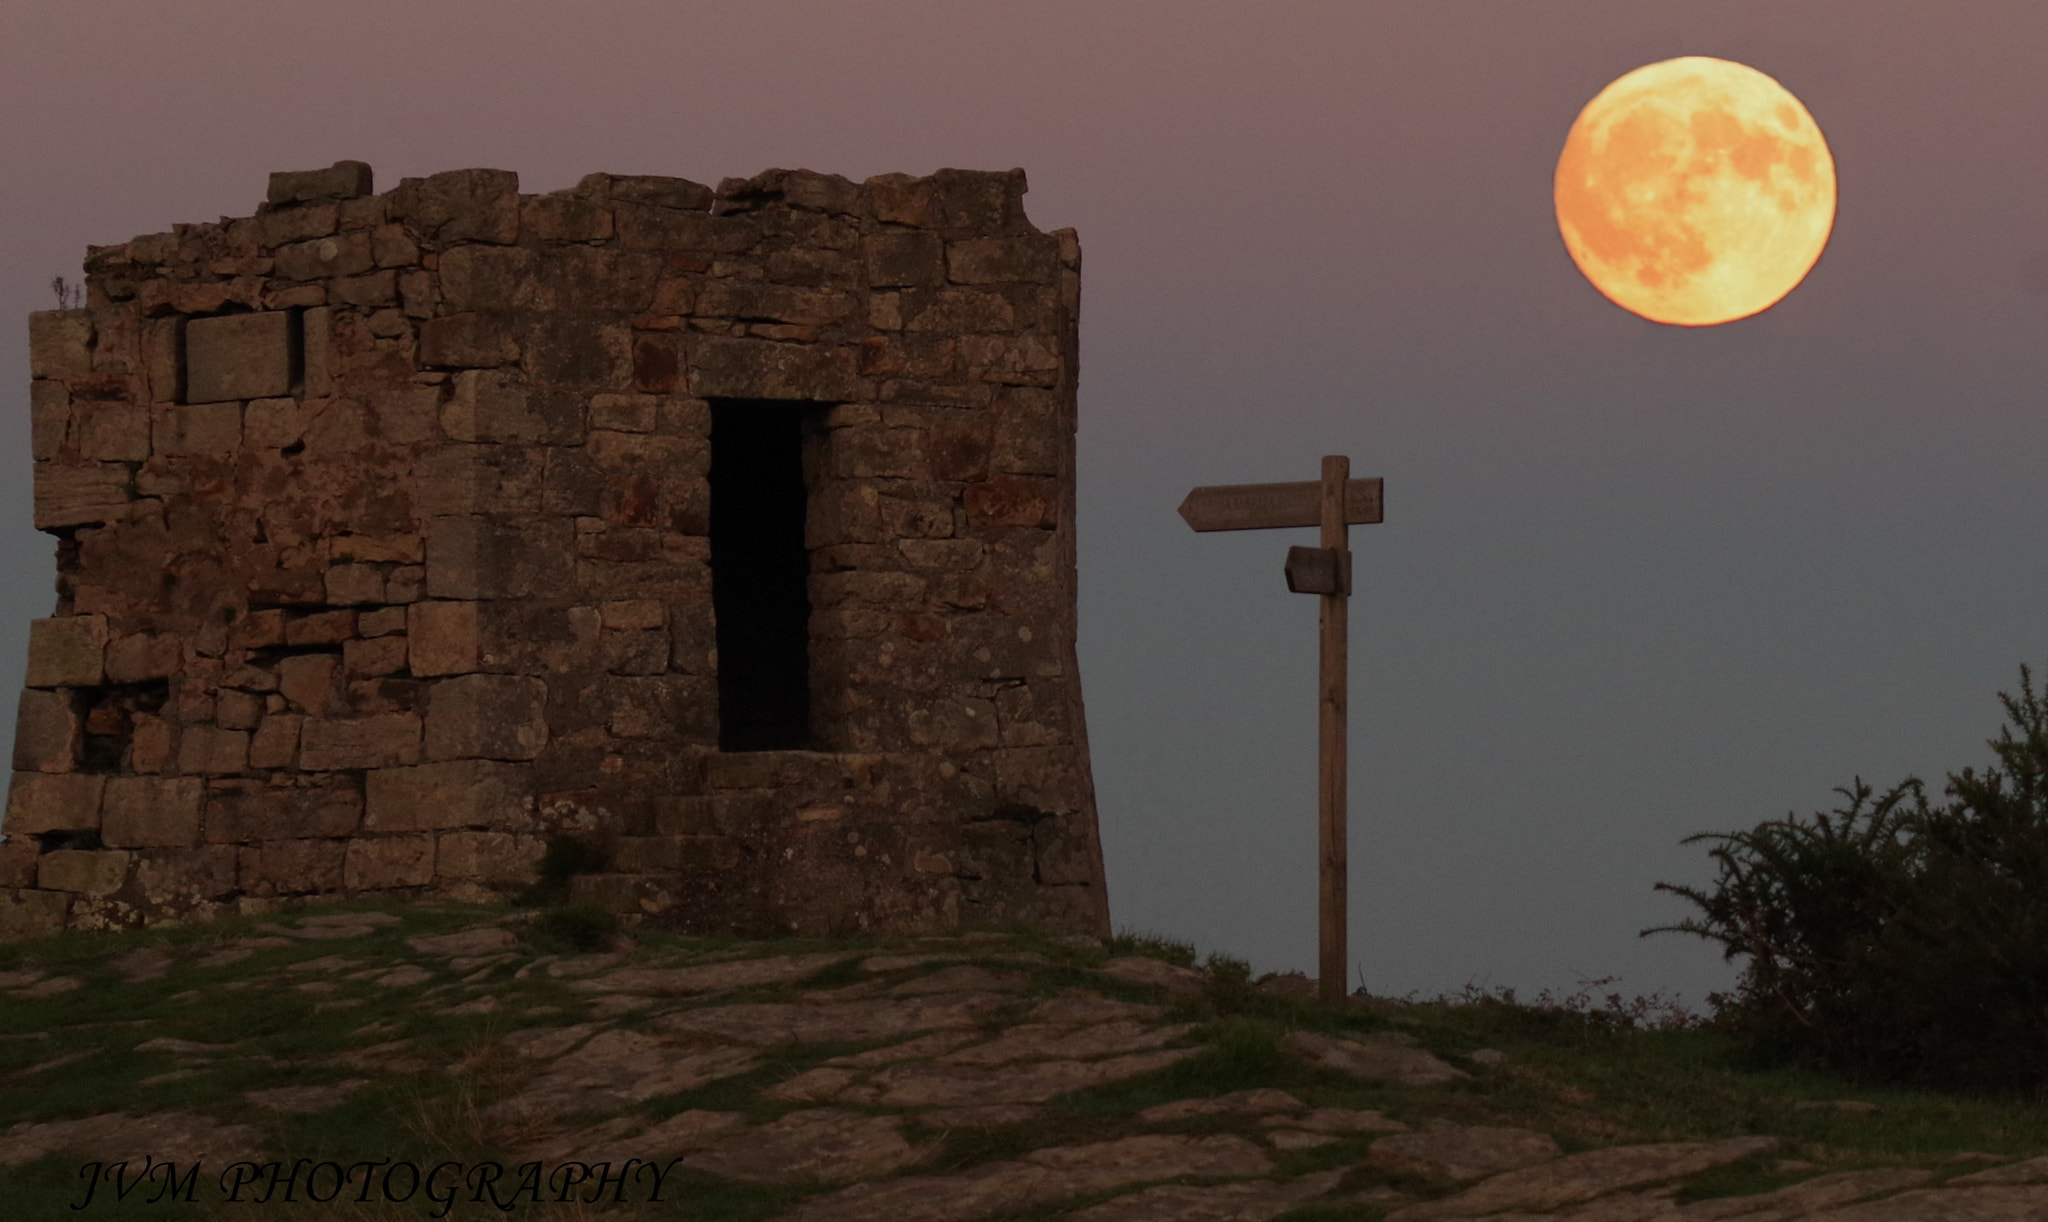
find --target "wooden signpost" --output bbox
[1178,456,1383,1003]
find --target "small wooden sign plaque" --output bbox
[1284,546,1351,596]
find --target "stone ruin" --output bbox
[1,160,1108,940]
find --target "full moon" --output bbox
[1554,57,1836,327]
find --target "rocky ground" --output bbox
[1,906,2044,1219]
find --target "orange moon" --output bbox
[1554,57,1836,326]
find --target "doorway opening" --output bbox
[709,399,817,751]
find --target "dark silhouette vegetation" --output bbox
[1651,665,2048,1096]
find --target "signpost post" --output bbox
[1178,456,1383,1004]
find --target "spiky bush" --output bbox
[1648,665,2048,1094]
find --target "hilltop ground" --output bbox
[1,902,2044,1220]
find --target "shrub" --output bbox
[1648,665,2048,1094]
[538,904,621,952]
[514,834,607,906]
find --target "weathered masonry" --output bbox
[2,161,1107,939]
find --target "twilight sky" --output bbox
[6,1,2048,1008]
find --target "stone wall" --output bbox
[2,161,1107,939]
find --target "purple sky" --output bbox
[6,2,2048,1005]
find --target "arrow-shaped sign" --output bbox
[1177,478,1383,533]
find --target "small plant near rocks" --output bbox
[536,904,622,953]
[1649,664,2048,1096]
[517,833,608,907]
[1107,929,1198,966]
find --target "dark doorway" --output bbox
[710,399,815,751]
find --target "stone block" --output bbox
[324,564,386,606]
[903,288,1021,335]
[928,168,1029,230]
[104,632,183,683]
[34,461,133,530]
[28,310,93,379]
[134,845,239,905]
[603,674,711,741]
[365,759,533,832]
[524,313,632,387]
[946,235,1061,285]
[0,839,35,889]
[413,443,547,516]
[238,839,346,895]
[185,311,294,404]
[215,689,263,731]
[964,475,1057,527]
[865,231,947,288]
[898,538,983,571]
[633,332,679,393]
[613,202,756,252]
[205,775,360,842]
[419,312,519,368]
[962,333,1061,387]
[344,836,436,890]
[437,245,540,312]
[687,336,862,401]
[443,368,579,443]
[358,606,409,637]
[152,402,243,455]
[303,306,334,397]
[371,225,421,268]
[866,173,934,226]
[39,848,131,894]
[425,515,574,600]
[101,776,205,848]
[805,482,885,546]
[246,713,303,770]
[13,689,79,773]
[129,717,173,775]
[141,317,182,402]
[905,697,999,750]
[74,402,150,462]
[577,172,712,210]
[0,886,70,938]
[343,636,408,677]
[299,714,422,771]
[589,393,656,433]
[244,397,307,449]
[24,616,108,688]
[392,168,520,244]
[601,628,668,675]
[333,270,398,308]
[273,232,373,281]
[436,830,544,885]
[277,653,339,716]
[177,726,249,776]
[407,601,480,676]
[268,160,374,205]
[229,609,286,650]
[599,599,665,631]
[694,281,858,327]
[30,381,69,460]
[285,610,355,646]
[522,194,613,242]
[426,674,548,761]
[240,205,339,251]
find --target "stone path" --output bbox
[1,907,2045,1220]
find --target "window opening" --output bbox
[709,399,816,751]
